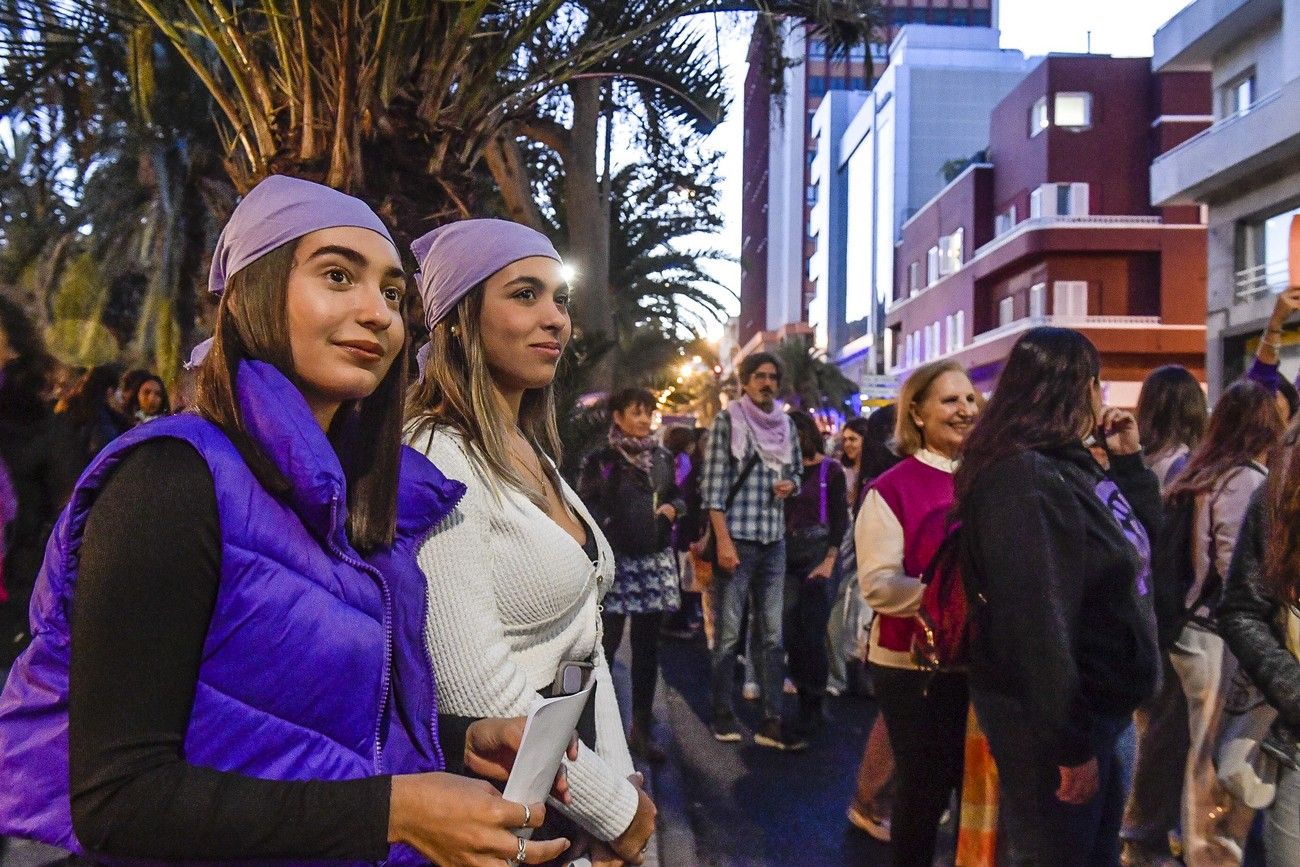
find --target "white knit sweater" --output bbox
[408,427,639,841]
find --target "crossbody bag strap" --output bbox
[818,458,830,525]
[725,451,761,511]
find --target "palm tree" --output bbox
[776,335,858,412]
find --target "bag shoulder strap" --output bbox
[818,458,830,525]
[725,452,761,512]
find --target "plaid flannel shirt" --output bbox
[701,408,802,544]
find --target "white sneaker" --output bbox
[741,681,760,701]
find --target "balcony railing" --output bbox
[1235,260,1290,301]
[1153,89,1285,168]
[971,214,1166,259]
[889,314,1173,374]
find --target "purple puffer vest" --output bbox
[0,360,464,861]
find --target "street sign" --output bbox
[859,373,898,402]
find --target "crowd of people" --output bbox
[2,172,1300,867]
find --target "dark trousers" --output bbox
[601,611,663,728]
[782,560,834,695]
[871,665,968,867]
[974,687,1128,866]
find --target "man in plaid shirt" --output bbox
[702,352,805,751]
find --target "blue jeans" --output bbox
[974,687,1128,866]
[710,538,786,722]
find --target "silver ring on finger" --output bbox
[521,803,532,828]
[516,836,527,864]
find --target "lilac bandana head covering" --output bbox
[207,174,394,295]
[411,219,561,331]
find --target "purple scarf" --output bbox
[609,424,656,474]
[729,394,792,472]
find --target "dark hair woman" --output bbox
[954,327,1162,866]
[783,410,848,738]
[841,406,903,516]
[123,373,170,425]
[54,364,128,468]
[578,386,685,764]
[0,297,81,667]
[854,360,981,866]
[1159,380,1281,864]
[1136,365,1208,488]
[0,176,572,866]
[1220,411,1300,865]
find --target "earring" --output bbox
[449,325,458,336]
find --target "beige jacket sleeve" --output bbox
[855,488,925,617]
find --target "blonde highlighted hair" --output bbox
[894,360,980,456]
[405,285,564,510]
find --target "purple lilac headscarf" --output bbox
[188,175,395,367]
[410,218,561,376]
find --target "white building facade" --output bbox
[1151,0,1300,394]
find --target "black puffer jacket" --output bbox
[578,444,685,558]
[1218,487,1300,734]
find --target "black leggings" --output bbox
[601,611,663,728]
[870,665,969,867]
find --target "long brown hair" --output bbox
[1266,411,1300,603]
[955,327,1099,503]
[1136,365,1207,457]
[196,239,407,551]
[405,285,564,510]
[1166,380,1281,501]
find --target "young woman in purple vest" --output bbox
[0,176,576,867]
[405,220,657,866]
[854,360,982,867]
[955,327,1162,866]
[782,410,848,738]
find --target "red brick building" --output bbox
[884,54,1210,404]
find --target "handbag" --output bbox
[699,451,760,565]
[1215,602,1300,808]
[1216,666,1280,808]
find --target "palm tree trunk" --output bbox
[564,77,611,341]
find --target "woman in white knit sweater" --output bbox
[404,219,656,866]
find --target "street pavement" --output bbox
[623,631,956,867]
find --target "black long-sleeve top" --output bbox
[784,457,849,552]
[1218,487,1300,734]
[67,438,391,860]
[577,444,685,557]
[959,445,1162,766]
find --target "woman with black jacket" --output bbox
[955,327,1162,866]
[578,386,686,762]
[1219,416,1300,866]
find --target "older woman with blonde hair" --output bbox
[404,219,656,866]
[853,359,982,866]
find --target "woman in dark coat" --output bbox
[578,386,685,762]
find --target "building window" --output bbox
[1054,281,1089,319]
[955,311,966,349]
[909,261,922,296]
[808,39,827,60]
[951,9,969,25]
[971,9,992,26]
[928,8,951,24]
[1030,183,1089,218]
[938,228,964,276]
[1235,204,1300,295]
[806,184,817,206]
[998,296,1015,327]
[926,246,940,286]
[1054,93,1092,129]
[1030,96,1049,137]
[1222,72,1255,118]
[1029,282,1046,318]
[995,205,1018,236]
[944,314,955,353]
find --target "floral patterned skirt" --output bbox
[602,549,680,615]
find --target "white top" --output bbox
[854,449,957,669]
[408,426,638,841]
